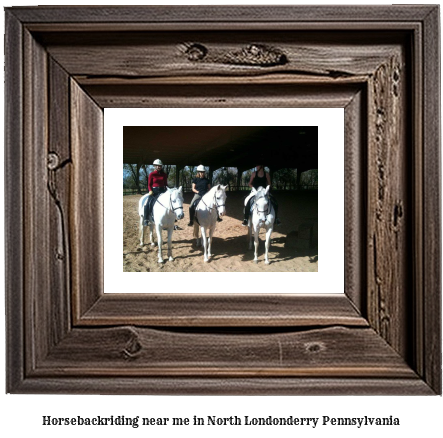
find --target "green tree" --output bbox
[300,169,318,189]
[242,169,252,187]
[123,163,142,194]
[140,164,152,191]
[213,167,237,190]
[273,168,297,190]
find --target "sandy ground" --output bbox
[123,191,318,272]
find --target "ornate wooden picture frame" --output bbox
[5,6,441,394]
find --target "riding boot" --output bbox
[143,200,150,226]
[274,206,281,225]
[188,204,195,226]
[242,198,252,226]
[271,198,281,225]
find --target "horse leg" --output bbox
[253,227,260,263]
[193,222,201,247]
[207,226,215,258]
[264,226,273,265]
[149,222,155,246]
[139,216,144,246]
[248,219,253,250]
[156,224,164,263]
[167,226,174,262]
[201,226,209,262]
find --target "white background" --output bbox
[106,108,343,293]
[1,1,442,438]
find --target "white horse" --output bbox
[193,184,227,262]
[138,186,184,263]
[246,185,275,264]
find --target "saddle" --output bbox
[244,195,257,214]
[191,198,202,225]
[144,194,160,224]
[250,197,257,214]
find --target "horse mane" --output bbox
[205,185,219,196]
[167,187,184,202]
[200,185,224,205]
[255,186,268,199]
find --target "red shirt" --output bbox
[148,170,167,191]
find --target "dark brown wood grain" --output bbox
[37,326,416,378]
[48,57,72,344]
[83,83,362,109]
[12,376,434,396]
[42,32,399,79]
[344,89,366,314]
[422,6,441,393]
[4,6,441,395]
[367,52,409,356]
[8,5,437,23]
[5,10,24,393]
[70,80,104,321]
[23,29,50,371]
[80,294,366,327]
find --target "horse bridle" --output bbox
[201,192,225,213]
[156,193,184,215]
[254,194,271,218]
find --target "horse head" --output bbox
[255,185,271,224]
[167,186,184,220]
[255,185,270,197]
[214,184,227,217]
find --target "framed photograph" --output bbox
[109,108,342,296]
[119,121,321,274]
[5,5,440,394]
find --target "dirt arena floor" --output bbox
[123,191,318,272]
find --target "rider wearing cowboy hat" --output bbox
[241,164,281,226]
[144,159,168,226]
[188,165,222,226]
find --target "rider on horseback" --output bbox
[188,165,223,226]
[241,164,281,226]
[143,159,168,226]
